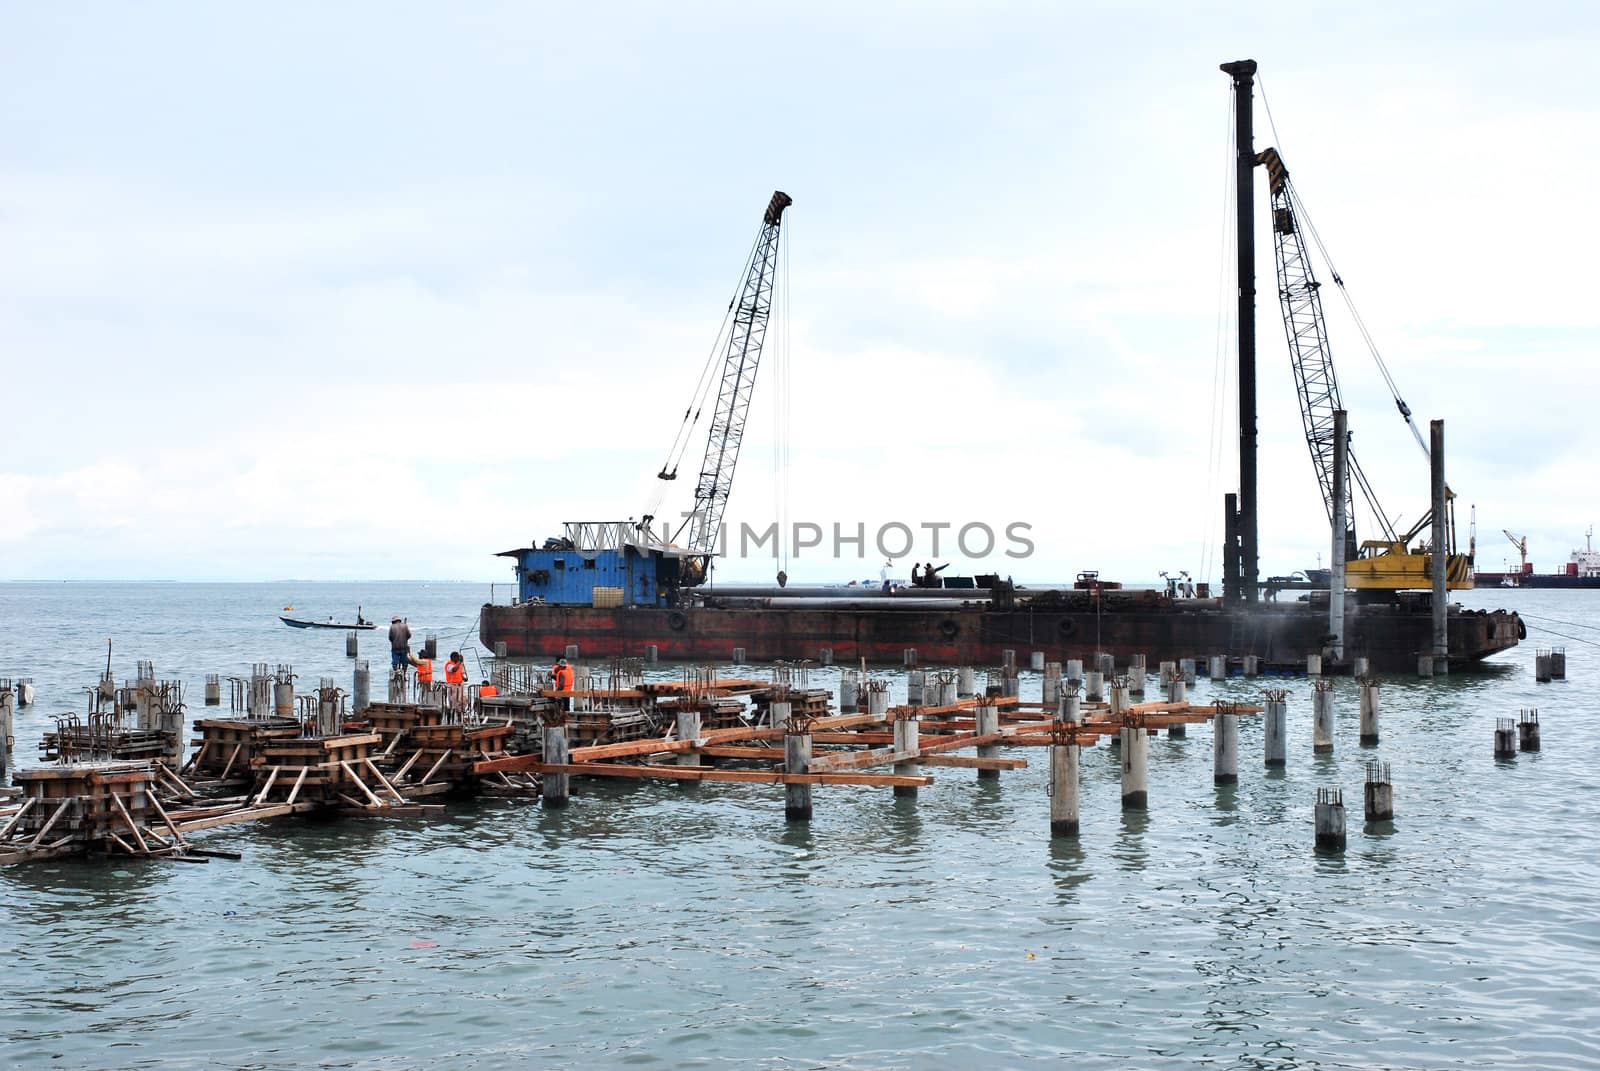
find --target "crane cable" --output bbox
[642,226,766,533]
[1258,76,1404,545]
[1522,620,1600,650]
[771,210,793,578]
[1519,610,1600,635]
[1199,85,1239,588]
[1258,77,1430,462]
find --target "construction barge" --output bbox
[482,61,1522,673]
[480,576,1520,674]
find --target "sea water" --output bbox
[0,583,1596,1069]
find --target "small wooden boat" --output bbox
[279,607,378,631]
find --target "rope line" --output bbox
[1522,621,1600,650]
[1518,611,1600,635]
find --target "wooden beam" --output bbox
[284,766,310,807]
[363,758,408,804]
[696,745,784,761]
[340,761,386,808]
[112,793,152,855]
[395,748,426,781]
[536,762,931,788]
[218,742,244,782]
[29,799,73,848]
[806,746,902,773]
[471,753,539,776]
[252,767,281,806]
[0,797,36,840]
[812,732,894,745]
[566,713,883,763]
[419,749,453,786]
[146,792,191,851]
[919,754,1028,770]
[174,802,303,833]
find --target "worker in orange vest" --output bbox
[440,651,468,713]
[549,656,575,712]
[409,651,434,700]
[474,677,498,716]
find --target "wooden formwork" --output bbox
[0,762,193,863]
[479,695,560,752]
[362,702,446,760]
[188,717,301,782]
[250,733,407,812]
[750,687,831,725]
[391,721,533,795]
[41,726,169,764]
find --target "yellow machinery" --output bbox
[1348,526,1474,591]
[1259,146,1473,593]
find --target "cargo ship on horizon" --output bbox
[1475,528,1600,589]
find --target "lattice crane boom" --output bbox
[676,191,792,574]
[1255,146,1470,591]
[1258,147,1393,544]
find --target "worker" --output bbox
[409,651,434,701]
[549,656,574,692]
[880,559,893,593]
[911,563,923,587]
[475,677,498,716]
[550,656,575,711]
[388,615,411,671]
[925,562,948,588]
[442,651,468,714]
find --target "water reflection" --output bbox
[1212,782,1239,824]
[1114,808,1149,872]
[1045,837,1090,904]
[882,794,924,850]
[1362,818,1396,839]
[962,778,1006,829]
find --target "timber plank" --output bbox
[536,762,931,788]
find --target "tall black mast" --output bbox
[1221,59,1259,604]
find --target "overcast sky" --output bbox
[3,2,1595,584]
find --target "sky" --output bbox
[2,1,1596,584]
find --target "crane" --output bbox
[1256,146,1471,592]
[1503,530,1528,574]
[643,190,792,587]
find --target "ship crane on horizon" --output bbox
[1503,530,1528,575]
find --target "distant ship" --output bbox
[1474,528,1600,589]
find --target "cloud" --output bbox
[2,6,1596,582]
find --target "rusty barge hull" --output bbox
[479,601,1521,673]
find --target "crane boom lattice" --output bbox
[679,191,792,569]
[1259,148,1395,544]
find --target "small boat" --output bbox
[279,606,378,631]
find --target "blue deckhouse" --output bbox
[498,521,702,608]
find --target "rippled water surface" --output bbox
[1,583,1597,1069]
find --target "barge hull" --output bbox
[480,601,1522,673]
